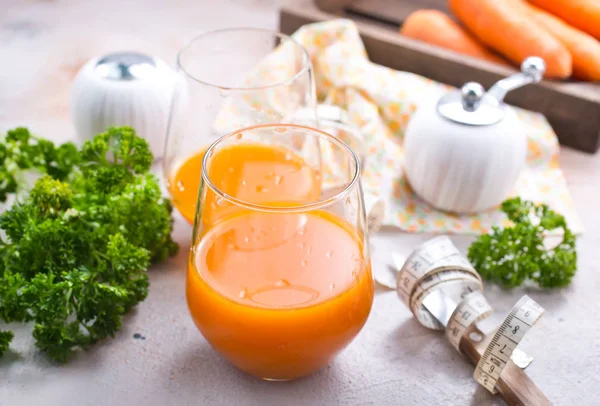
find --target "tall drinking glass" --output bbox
[186,124,374,380]
[163,28,317,223]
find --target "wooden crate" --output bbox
[279,0,600,153]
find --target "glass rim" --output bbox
[201,123,361,214]
[176,27,311,91]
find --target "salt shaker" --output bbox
[403,57,546,214]
[71,52,177,160]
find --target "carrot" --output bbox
[518,1,600,81]
[528,0,600,41]
[449,0,572,78]
[400,10,507,65]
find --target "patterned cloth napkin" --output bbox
[288,19,582,235]
[213,19,582,235]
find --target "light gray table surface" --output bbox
[1,1,599,405]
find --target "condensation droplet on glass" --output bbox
[301,260,307,267]
[208,150,214,158]
[298,242,306,251]
[274,279,290,288]
[176,180,185,192]
[274,175,283,185]
[285,151,293,161]
[305,246,312,255]
[241,180,247,186]
[244,236,250,243]
[329,283,336,291]
[274,127,287,134]
[265,171,275,180]
[239,289,248,299]
[346,197,351,205]
[298,227,305,236]
[326,250,333,259]
[235,132,243,140]
[216,197,224,206]
[256,185,269,193]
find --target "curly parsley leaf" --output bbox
[0,127,79,202]
[468,197,577,289]
[0,330,13,356]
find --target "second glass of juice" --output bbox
[163,28,317,223]
[186,124,374,380]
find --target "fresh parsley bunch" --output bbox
[0,126,178,362]
[468,197,577,289]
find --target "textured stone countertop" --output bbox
[1,1,599,405]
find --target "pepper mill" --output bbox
[403,57,546,213]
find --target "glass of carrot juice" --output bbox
[163,28,317,223]
[186,123,374,381]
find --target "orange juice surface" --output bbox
[170,143,322,224]
[187,210,374,380]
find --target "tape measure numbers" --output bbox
[474,295,544,393]
[394,237,483,330]
[445,290,493,351]
[412,278,482,330]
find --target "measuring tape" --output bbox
[445,290,493,351]
[385,236,545,395]
[473,295,544,393]
[393,236,483,330]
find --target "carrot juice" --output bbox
[185,141,373,380]
[169,148,208,223]
[187,210,373,380]
[169,143,322,224]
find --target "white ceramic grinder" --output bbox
[71,52,177,160]
[403,57,545,214]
